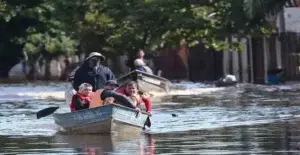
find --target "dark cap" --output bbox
[105,80,119,87]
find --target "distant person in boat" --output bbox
[134,59,154,75]
[127,49,146,72]
[73,52,115,92]
[215,74,238,87]
[117,81,152,113]
[90,80,137,110]
[70,83,93,112]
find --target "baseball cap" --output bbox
[105,80,119,87]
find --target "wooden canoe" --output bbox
[53,104,150,134]
[117,70,172,93]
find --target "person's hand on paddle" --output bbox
[146,111,152,116]
[135,107,140,112]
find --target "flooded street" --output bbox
[1,82,300,154]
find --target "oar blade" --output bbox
[36,107,59,119]
[144,116,151,128]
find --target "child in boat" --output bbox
[70,83,93,112]
[118,81,152,113]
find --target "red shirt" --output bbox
[70,92,93,112]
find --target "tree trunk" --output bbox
[44,58,52,81]
[27,55,42,80]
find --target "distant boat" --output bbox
[53,104,150,134]
[215,80,238,87]
[215,75,238,87]
[117,70,172,93]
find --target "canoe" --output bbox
[117,70,172,93]
[53,104,150,134]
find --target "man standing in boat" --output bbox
[127,49,146,72]
[72,52,115,92]
[134,58,154,75]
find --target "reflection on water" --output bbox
[1,82,300,154]
[0,133,155,155]
[2,122,300,154]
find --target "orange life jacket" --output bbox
[90,89,115,108]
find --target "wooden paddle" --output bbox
[36,106,59,119]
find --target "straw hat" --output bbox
[85,52,105,61]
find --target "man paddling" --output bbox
[73,52,115,92]
[127,49,146,72]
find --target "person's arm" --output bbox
[73,95,86,110]
[142,97,152,113]
[101,90,135,109]
[106,68,116,80]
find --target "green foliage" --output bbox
[1,0,78,61]
[243,0,288,19]
[0,0,290,62]
[22,33,77,56]
[0,0,5,15]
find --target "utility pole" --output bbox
[276,8,286,69]
[279,8,286,38]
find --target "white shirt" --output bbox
[65,84,76,106]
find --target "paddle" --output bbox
[144,116,151,128]
[36,106,59,119]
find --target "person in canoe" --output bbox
[90,80,138,110]
[72,52,115,92]
[117,81,152,114]
[70,83,93,112]
[134,58,154,75]
[127,49,146,72]
[64,67,79,106]
[65,74,77,106]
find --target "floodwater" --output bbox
[1,82,300,154]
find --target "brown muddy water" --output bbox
[1,82,300,154]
